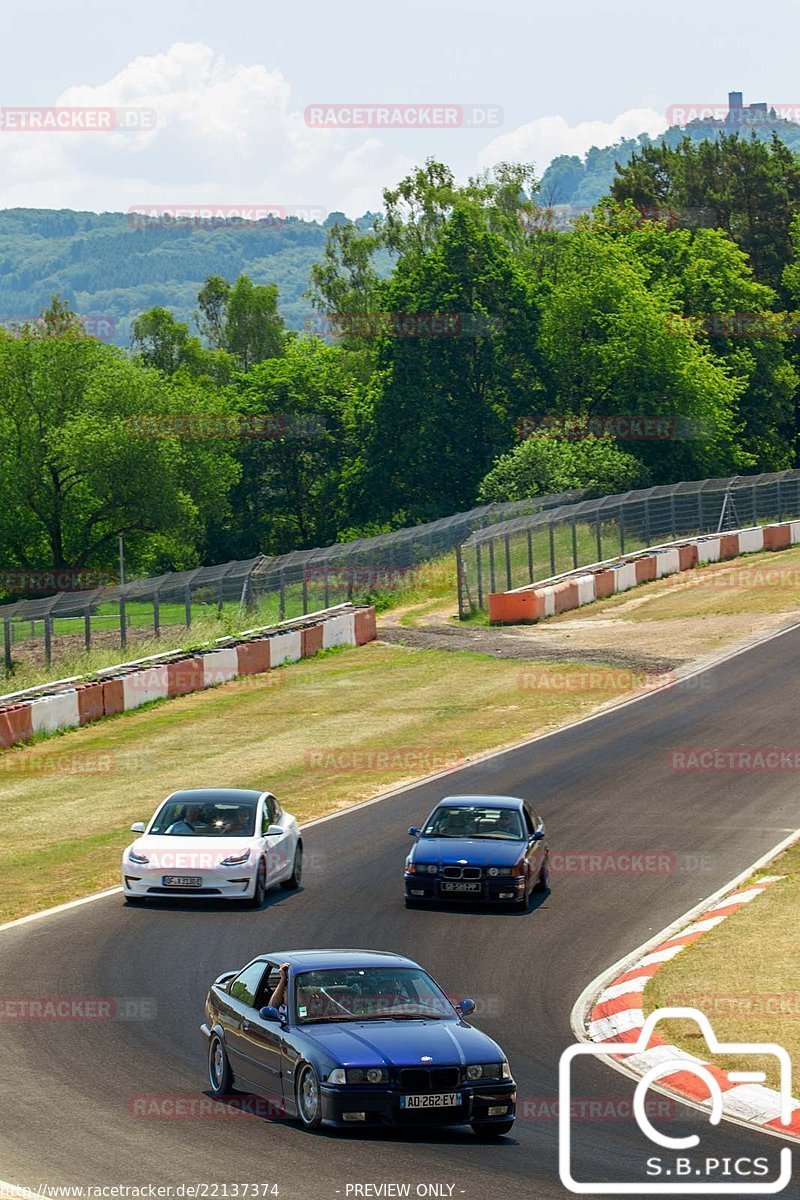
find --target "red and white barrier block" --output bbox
[585,878,800,1140]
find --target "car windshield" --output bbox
[293,967,454,1023]
[149,800,257,837]
[421,805,524,840]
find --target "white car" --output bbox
[122,787,302,906]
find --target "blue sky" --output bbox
[0,0,796,215]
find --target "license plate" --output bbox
[400,1093,461,1109]
[162,875,202,887]
[441,881,482,893]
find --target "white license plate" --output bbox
[441,881,481,893]
[400,1093,461,1109]
[162,875,202,887]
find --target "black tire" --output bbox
[295,1062,323,1130]
[208,1034,235,1097]
[249,859,268,908]
[471,1119,515,1140]
[281,843,303,890]
[534,852,550,893]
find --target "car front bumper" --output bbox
[122,864,257,900]
[404,874,527,903]
[320,1081,516,1128]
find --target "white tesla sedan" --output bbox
[122,787,302,906]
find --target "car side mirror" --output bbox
[532,829,545,841]
[265,825,283,837]
[259,1005,282,1022]
[408,827,421,837]
[457,998,476,1018]
[130,822,146,834]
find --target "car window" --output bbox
[150,800,257,837]
[422,805,524,840]
[523,807,535,835]
[263,795,277,827]
[229,961,266,1007]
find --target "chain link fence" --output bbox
[457,470,800,617]
[1,490,582,672]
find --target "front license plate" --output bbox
[441,881,481,893]
[400,1093,461,1109]
[162,875,202,887]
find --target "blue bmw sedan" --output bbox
[404,794,549,908]
[202,949,516,1136]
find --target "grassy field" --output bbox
[644,839,800,1098]
[0,641,633,923]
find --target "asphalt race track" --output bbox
[3,628,800,1199]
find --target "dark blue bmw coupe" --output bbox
[404,794,549,908]
[202,949,516,1136]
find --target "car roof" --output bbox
[252,950,421,971]
[166,788,264,804]
[436,794,526,811]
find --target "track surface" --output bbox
[3,630,800,1198]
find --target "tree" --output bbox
[477,431,649,502]
[194,274,285,370]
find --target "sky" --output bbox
[0,0,798,217]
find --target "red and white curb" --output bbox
[583,876,800,1141]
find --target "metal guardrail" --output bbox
[457,471,800,616]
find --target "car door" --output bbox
[235,961,289,1107]
[262,793,295,883]
[223,960,274,1094]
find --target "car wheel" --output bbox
[534,852,550,893]
[471,1119,515,1139]
[249,859,268,908]
[281,843,303,890]
[295,1062,323,1130]
[208,1034,234,1096]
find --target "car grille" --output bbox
[147,886,222,894]
[442,866,482,880]
[399,1067,461,1091]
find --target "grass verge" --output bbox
[644,839,800,1099]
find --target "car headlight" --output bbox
[487,867,499,877]
[465,1062,510,1081]
[424,864,438,874]
[405,861,416,874]
[220,849,251,866]
[328,1067,389,1084]
[128,849,149,865]
[509,861,527,877]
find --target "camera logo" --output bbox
[559,1007,793,1193]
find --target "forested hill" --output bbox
[0,208,384,344]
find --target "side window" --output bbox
[523,807,536,836]
[263,963,283,1005]
[229,961,266,1008]
[262,795,277,829]
[273,798,283,822]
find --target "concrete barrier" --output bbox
[791,521,800,545]
[354,607,378,645]
[76,682,105,725]
[764,523,791,551]
[737,527,764,554]
[594,569,616,599]
[614,562,638,592]
[697,537,721,563]
[29,690,80,735]
[718,533,740,560]
[553,580,579,614]
[655,548,681,578]
[102,677,126,717]
[634,555,657,585]
[488,592,545,623]
[122,665,170,711]
[678,543,699,571]
[236,639,271,676]
[0,704,33,750]
[322,611,357,649]
[202,647,239,688]
[270,629,303,666]
[575,574,596,606]
[301,624,325,656]
[167,657,205,698]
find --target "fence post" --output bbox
[44,616,52,667]
[184,585,192,628]
[697,489,703,532]
[643,497,651,546]
[84,607,91,652]
[456,544,465,618]
[619,506,625,556]
[549,522,556,576]
[476,544,483,610]
[153,592,160,638]
[670,492,677,539]
[777,478,783,523]
[504,534,512,590]
[527,527,534,583]
[752,483,757,526]
[571,519,578,570]
[488,538,496,594]
[302,570,308,616]
[119,598,127,649]
[324,566,330,610]
[595,511,602,562]
[3,619,11,672]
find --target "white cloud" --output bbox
[477,107,668,174]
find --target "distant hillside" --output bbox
[537,99,800,209]
[0,208,386,346]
